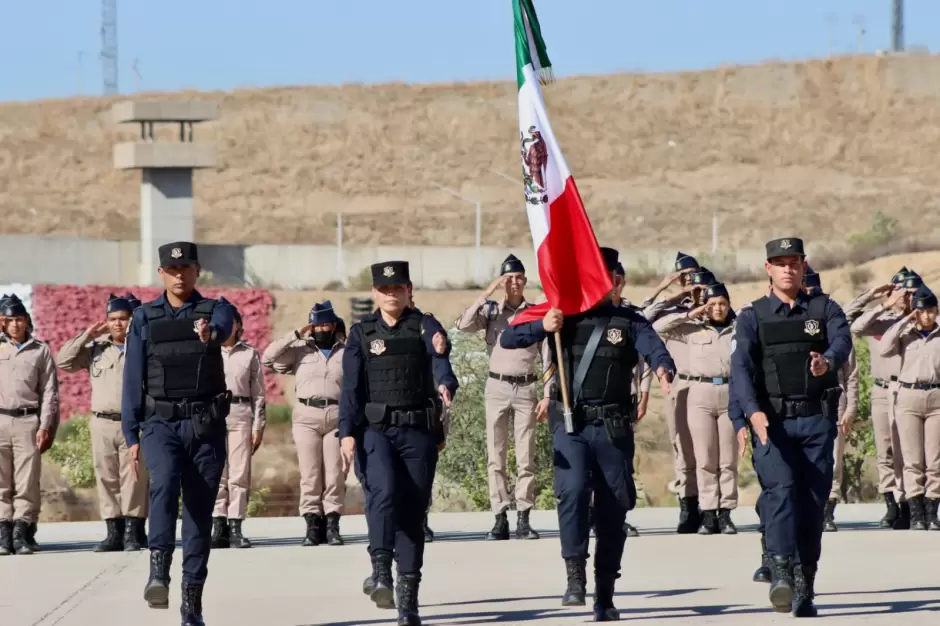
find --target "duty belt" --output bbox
[387,408,434,430]
[549,399,635,430]
[0,406,39,418]
[231,396,252,405]
[299,397,338,408]
[95,412,122,421]
[148,397,214,421]
[488,372,537,385]
[766,397,823,419]
[872,376,898,389]
[899,382,940,390]
[678,374,730,385]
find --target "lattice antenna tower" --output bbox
[101,0,118,95]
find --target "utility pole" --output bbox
[892,0,904,52]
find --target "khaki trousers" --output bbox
[895,388,940,500]
[0,415,41,523]
[484,377,537,513]
[292,406,345,515]
[213,412,253,519]
[685,382,737,510]
[90,415,149,519]
[666,380,697,497]
[829,427,846,502]
[871,385,905,495]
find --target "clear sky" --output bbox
[0,0,937,102]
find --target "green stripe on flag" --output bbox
[513,0,553,89]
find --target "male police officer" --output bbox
[500,247,675,622]
[731,237,852,617]
[339,260,458,626]
[122,241,235,626]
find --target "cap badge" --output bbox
[780,239,792,250]
[804,320,820,336]
[606,328,623,345]
[170,247,183,259]
[370,339,386,355]
[383,266,395,278]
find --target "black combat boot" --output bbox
[698,510,718,535]
[301,513,320,546]
[210,517,229,549]
[880,492,899,529]
[676,497,701,534]
[370,551,396,610]
[593,574,620,622]
[136,518,149,548]
[718,509,737,535]
[180,582,206,626]
[0,521,12,556]
[588,505,596,538]
[753,534,772,583]
[768,554,794,613]
[423,512,434,543]
[325,512,344,545]
[26,522,40,551]
[515,510,539,539]
[823,500,838,532]
[315,514,328,545]
[12,520,33,555]
[95,518,125,552]
[485,510,509,541]
[396,573,422,626]
[229,519,252,548]
[926,498,940,530]
[562,558,587,606]
[363,551,377,596]
[124,517,143,551]
[909,495,928,531]
[895,498,911,530]
[143,550,172,609]
[792,564,818,618]
[623,522,639,537]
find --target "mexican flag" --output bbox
[509,0,612,327]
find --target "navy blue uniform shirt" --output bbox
[499,301,676,378]
[730,291,852,421]
[121,290,235,447]
[339,307,459,440]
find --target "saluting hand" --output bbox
[689,303,711,319]
[340,436,356,474]
[543,308,563,333]
[194,319,211,343]
[86,321,109,336]
[749,411,769,446]
[809,352,829,377]
[128,444,140,482]
[297,323,315,339]
[884,289,907,309]
[872,283,895,298]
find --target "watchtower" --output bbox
[112,100,218,285]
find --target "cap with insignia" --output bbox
[704,282,729,302]
[1,294,28,318]
[158,241,199,267]
[903,274,924,290]
[124,292,142,310]
[691,268,717,287]
[912,285,938,310]
[803,265,822,290]
[615,262,625,278]
[675,251,699,272]
[309,300,340,325]
[891,266,910,285]
[765,237,805,259]
[500,254,525,276]
[0,294,10,309]
[600,247,619,272]
[106,293,134,314]
[371,261,410,286]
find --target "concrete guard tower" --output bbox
[112,100,219,285]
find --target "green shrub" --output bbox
[266,403,293,426]
[47,415,96,489]
[840,337,878,502]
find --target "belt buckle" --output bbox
[711,377,724,385]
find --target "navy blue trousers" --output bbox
[752,414,836,568]
[363,427,438,576]
[141,418,226,584]
[553,422,636,577]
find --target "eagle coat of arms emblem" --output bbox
[606,328,623,345]
[370,339,386,355]
[170,247,183,259]
[804,320,820,336]
[383,266,395,278]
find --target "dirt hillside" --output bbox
[4,54,940,250]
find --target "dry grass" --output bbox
[5,54,940,250]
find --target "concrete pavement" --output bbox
[3,504,939,625]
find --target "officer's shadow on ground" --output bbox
[310,587,940,625]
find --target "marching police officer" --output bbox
[730,237,852,617]
[56,294,150,552]
[500,247,675,622]
[122,242,235,626]
[339,260,458,626]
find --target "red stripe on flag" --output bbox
[511,178,611,326]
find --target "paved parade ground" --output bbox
[4,505,939,626]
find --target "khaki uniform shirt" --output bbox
[850,303,905,381]
[262,332,344,421]
[222,341,267,432]
[457,297,550,377]
[55,330,125,414]
[0,336,60,430]
[838,348,860,421]
[879,319,940,384]
[653,312,734,379]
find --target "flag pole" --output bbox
[552,332,575,433]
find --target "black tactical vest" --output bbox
[360,314,433,409]
[554,314,638,405]
[752,294,840,400]
[144,299,226,400]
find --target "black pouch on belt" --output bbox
[600,406,631,442]
[364,403,388,426]
[821,387,843,421]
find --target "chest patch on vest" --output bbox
[606,328,623,344]
[804,320,821,336]
[370,339,386,355]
